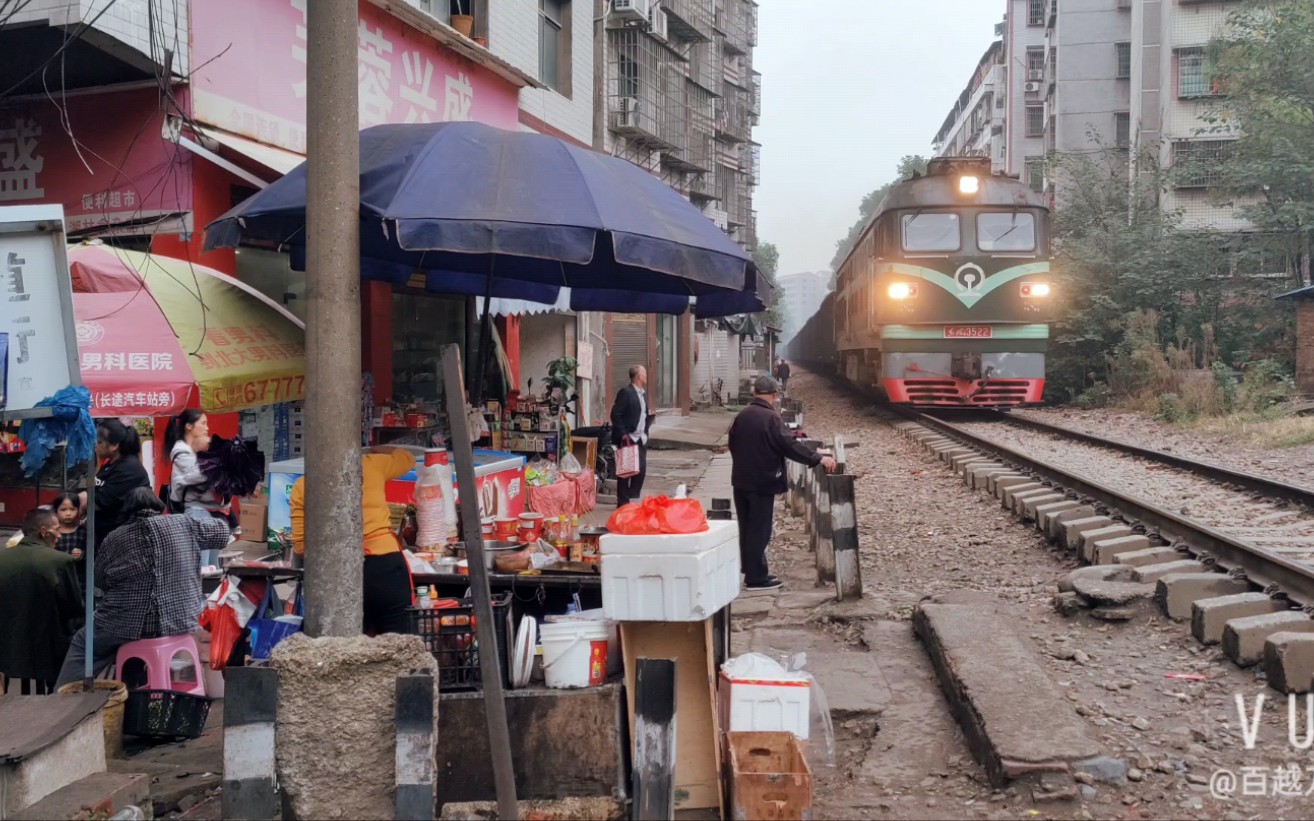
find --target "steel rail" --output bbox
[901,409,1314,607]
[993,411,1314,508]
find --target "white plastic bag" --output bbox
[559,452,582,476]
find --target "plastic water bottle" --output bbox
[673,483,688,499]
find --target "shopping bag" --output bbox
[248,583,303,661]
[655,497,708,534]
[615,437,640,478]
[198,602,242,670]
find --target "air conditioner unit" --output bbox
[612,0,651,22]
[611,97,640,130]
[650,6,668,40]
[1025,81,1042,93]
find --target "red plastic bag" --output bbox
[198,603,242,671]
[656,498,708,534]
[606,496,708,535]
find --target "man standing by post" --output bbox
[729,375,836,590]
[610,365,656,507]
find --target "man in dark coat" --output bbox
[775,359,791,394]
[0,508,83,692]
[610,364,656,506]
[728,376,836,590]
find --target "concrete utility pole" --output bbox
[304,0,363,637]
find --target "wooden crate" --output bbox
[728,731,813,821]
[570,436,597,473]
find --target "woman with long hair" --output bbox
[50,491,85,559]
[164,410,235,533]
[78,419,151,549]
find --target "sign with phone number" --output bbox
[207,374,305,412]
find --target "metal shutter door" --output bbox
[610,314,648,401]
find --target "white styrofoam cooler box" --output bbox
[717,671,811,740]
[600,519,740,622]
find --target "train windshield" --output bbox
[977,212,1037,252]
[901,213,961,252]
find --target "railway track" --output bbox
[894,407,1314,609]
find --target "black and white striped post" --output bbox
[815,461,835,583]
[222,666,279,821]
[830,474,863,600]
[801,439,822,538]
[394,672,436,820]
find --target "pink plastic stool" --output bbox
[114,635,206,696]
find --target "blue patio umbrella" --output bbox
[204,122,768,316]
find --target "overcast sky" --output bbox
[754,1,1004,276]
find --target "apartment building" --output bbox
[597,0,761,413]
[778,271,831,343]
[1004,0,1049,185]
[932,39,1007,173]
[1129,0,1247,231]
[1039,0,1132,202]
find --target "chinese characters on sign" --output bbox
[81,352,176,372]
[0,208,79,413]
[0,118,44,202]
[91,391,177,411]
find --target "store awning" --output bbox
[205,129,305,176]
[173,120,305,189]
[475,291,573,318]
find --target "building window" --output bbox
[1026,47,1045,75]
[1028,0,1046,26]
[1025,158,1045,193]
[539,0,572,95]
[1177,48,1211,98]
[1116,42,1131,79]
[1115,112,1131,148]
[1174,140,1233,188]
[1026,105,1044,137]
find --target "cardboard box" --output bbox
[238,496,269,540]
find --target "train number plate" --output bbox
[944,326,992,339]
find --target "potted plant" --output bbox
[451,1,474,37]
[543,357,577,401]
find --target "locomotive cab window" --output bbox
[901,213,960,253]
[976,212,1037,253]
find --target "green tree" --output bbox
[1205,0,1314,281]
[1045,146,1294,402]
[752,241,783,328]
[830,155,928,275]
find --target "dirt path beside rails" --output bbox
[729,367,1313,821]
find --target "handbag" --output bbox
[615,436,640,479]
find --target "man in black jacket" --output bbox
[610,364,656,506]
[775,359,791,394]
[729,375,836,590]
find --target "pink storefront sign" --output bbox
[190,0,521,153]
[0,89,191,232]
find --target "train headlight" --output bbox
[958,175,980,195]
[888,282,918,300]
[1020,282,1051,298]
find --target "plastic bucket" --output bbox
[59,680,128,759]
[540,620,609,689]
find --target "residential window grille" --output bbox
[1026,105,1044,137]
[901,213,961,253]
[1178,48,1209,98]
[1028,0,1045,25]
[1116,42,1131,79]
[1025,158,1045,193]
[1027,48,1045,74]
[1115,112,1131,148]
[1174,140,1233,188]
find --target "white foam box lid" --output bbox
[717,671,811,740]
[601,525,740,622]
[599,519,737,555]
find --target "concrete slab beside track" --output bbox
[912,601,1107,797]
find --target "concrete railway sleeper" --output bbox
[889,411,1314,696]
